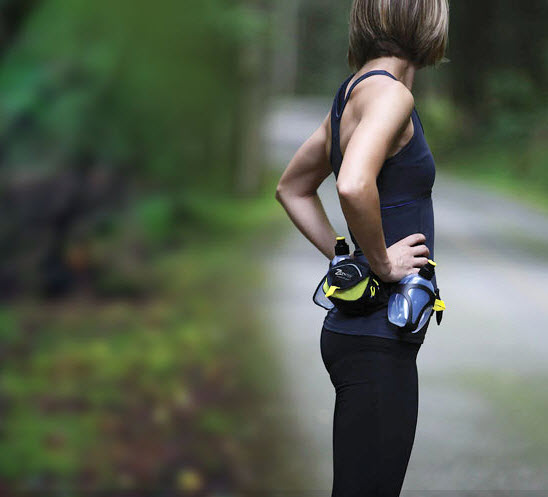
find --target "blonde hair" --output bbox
[347,0,450,71]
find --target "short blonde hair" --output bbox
[347,0,449,71]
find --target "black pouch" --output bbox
[312,259,392,316]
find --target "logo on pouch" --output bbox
[334,268,352,280]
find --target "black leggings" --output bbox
[320,326,422,497]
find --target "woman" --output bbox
[275,0,449,495]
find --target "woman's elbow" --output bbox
[336,179,373,199]
[275,185,284,203]
[275,178,288,200]
[275,181,293,205]
[276,180,315,202]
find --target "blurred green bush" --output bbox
[0,0,271,298]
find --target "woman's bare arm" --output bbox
[336,81,429,282]
[275,112,339,260]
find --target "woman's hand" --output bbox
[373,233,430,283]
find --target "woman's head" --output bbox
[348,0,449,71]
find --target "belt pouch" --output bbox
[316,259,391,316]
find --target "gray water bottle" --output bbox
[387,259,437,333]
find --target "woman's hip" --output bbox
[320,326,421,388]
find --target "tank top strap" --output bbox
[335,70,399,120]
[330,69,400,171]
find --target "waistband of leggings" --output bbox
[321,326,421,355]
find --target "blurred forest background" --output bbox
[0,0,546,495]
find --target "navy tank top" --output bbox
[323,70,438,344]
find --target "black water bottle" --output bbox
[330,236,351,267]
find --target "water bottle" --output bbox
[387,259,437,333]
[312,237,352,311]
[330,236,352,267]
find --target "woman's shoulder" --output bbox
[350,77,414,119]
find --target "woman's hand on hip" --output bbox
[373,233,430,283]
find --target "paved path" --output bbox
[259,97,548,496]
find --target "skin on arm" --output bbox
[275,112,340,260]
[336,81,426,281]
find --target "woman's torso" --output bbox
[323,70,437,344]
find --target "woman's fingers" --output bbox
[410,244,430,257]
[412,256,429,267]
[406,233,426,245]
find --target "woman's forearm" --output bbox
[338,183,391,277]
[276,191,339,260]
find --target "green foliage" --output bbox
[134,195,176,246]
[418,95,463,154]
[438,126,548,213]
[0,411,96,480]
[0,0,273,297]
[431,71,548,206]
[180,185,287,239]
[482,69,542,141]
[485,69,537,112]
[0,0,269,189]
[0,181,293,493]
[296,0,353,93]
[0,308,20,345]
